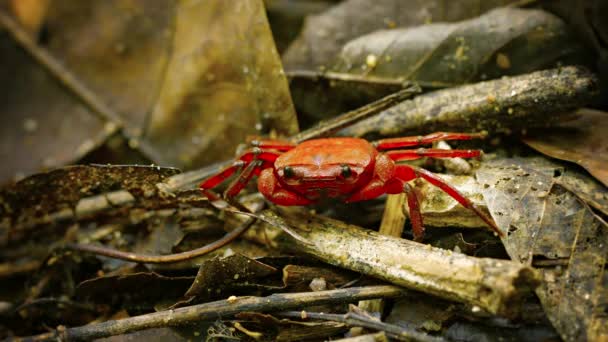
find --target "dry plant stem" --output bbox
[342,66,597,138]
[63,216,255,264]
[256,209,539,317]
[290,85,419,143]
[276,310,443,342]
[6,286,405,342]
[287,70,408,87]
[358,193,407,315]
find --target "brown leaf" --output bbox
[477,157,608,341]
[44,1,174,133]
[9,0,49,36]
[46,0,299,166]
[331,8,586,87]
[143,0,299,167]
[523,109,608,187]
[184,254,278,299]
[0,33,113,184]
[0,0,298,184]
[283,0,521,70]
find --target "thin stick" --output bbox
[6,285,406,342]
[291,85,419,143]
[275,309,444,342]
[286,70,408,86]
[63,216,255,264]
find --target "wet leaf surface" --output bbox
[287,71,409,126]
[386,296,455,332]
[331,8,586,87]
[476,157,608,341]
[283,0,520,70]
[523,108,608,187]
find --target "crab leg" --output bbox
[404,165,503,237]
[200,148,280,195]
[386,148,481,161]
[374,132,485,150]
[403,182,424,241]
[224,160,262,199]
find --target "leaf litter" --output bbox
[477,157,608,341]
[1,0,607,341]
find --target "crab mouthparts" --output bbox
[301,176,337,182]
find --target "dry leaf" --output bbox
[184,254,278,300]
[523,108,608,187]
[0,34,113,184]
[144,0,299,167]
[477,157,608,341]
[0,0,298,184]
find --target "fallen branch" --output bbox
[342,66,597,138]
[248,209,539,317]
[6,285,405,342]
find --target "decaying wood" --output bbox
[6,285,405,342]
[247,208,539,317]
[358,193,408,315]
[341,66,597,138]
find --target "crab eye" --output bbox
[341,165,352,178]
[283,166,295,178]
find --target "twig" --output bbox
[286,70,408,87]
[275,309,444,342]
[250,209,539,317]
[63,213,255,264]
[290,85,419,143]
[6,285,406,342]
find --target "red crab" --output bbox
[200,132,503,241]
